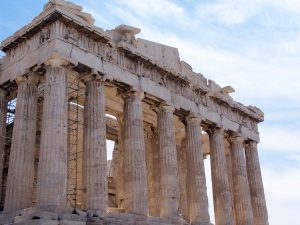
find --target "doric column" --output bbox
[0,89,7,204]
[157,104,179,220]
[152,129,161,217]
[82,74,107,216]
[116,114,125,209]
[4,75,38,212]
[185,115,210,225]
[177,139,188,221]
[230,135,254,225]
[144,126,163,217]
[122,90,148,215]
[245,141,269,225]
[226,152,236,225]
[37,60,68,208]
[144,124,156,216]
[209,127,234,225]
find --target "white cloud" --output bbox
[78,1,300,225]
[260,126,300,153]
[3,1,299,224]
[267,0,300,13]
[195,0,300,26]
[262,166,300,225]
[196,0,259,26]
[80,0,300,107]
[112,0,192,27]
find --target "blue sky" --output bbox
[1,1,300,224]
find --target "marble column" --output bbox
[122,90,148,215]
[226,152,236,225]
[185,115,210,225]
[209,127,234,225]
[157,105,179,220]
[245,141,269,225]
[83,74,107,216]
[0,89,7,204]
[152,129,161,217]
[4,75,38,212]
[230,136,254,225]
[177,139,189,221]
[37,60,68,209]
[144,124,156,216]
[112,142,120,207]
[116,114,125,209]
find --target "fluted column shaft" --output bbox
[144,125,156,216]
[152,129,161,216]
[230,136,254,225]
[83,75,107,215]
[245,141,269,225]
[122,91,148,215]
[226,152,236,225]
[186,116,210,225]
[177,139,188,221]
[209,127,234,225]
[0,89,7,204]
[116,115,125,209]
[157,105,179,220]
[37,63,68,208]
[4,76,38,212]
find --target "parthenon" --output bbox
[0,1,269,225]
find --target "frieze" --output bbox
[39,28,51,45]
[1,19,262,134]
[4,22,57,66]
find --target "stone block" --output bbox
[14,220,59,225]
[59,220,86,225]
[75,209,88,217]
[59,214,86,221]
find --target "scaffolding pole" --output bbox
[67,74,85,209]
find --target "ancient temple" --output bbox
[0,1,269,225]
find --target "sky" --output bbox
[1,0,300,224]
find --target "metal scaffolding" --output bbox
[0,98,16,208]
[67,74,85,209]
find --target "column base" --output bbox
[0,207,193,225]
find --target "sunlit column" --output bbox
[209,127,234,225]
[245,141,269,225]
[5,74,38,212]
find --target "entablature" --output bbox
[0,0,263,142]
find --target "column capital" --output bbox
[157,102,175,113]
[15,73,39,86]
[206,124,224,136]
[245,139,258,149]
[120,88,144,101]
[229,134,244,144]
[81,71,106,84]
[44,58,70,68]
[245,139,258,145]
[186,113,203,125]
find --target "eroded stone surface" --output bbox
[0,0,269,225]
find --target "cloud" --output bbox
[81,0,300,106]
[262,166,300,225]
[196,0,259,26]
[75,2,300,225]
[195,0,300,27]
[260,126,300,153]
[112,0,190,26]
[2,1,300,224]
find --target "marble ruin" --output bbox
[0,1,269,225]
